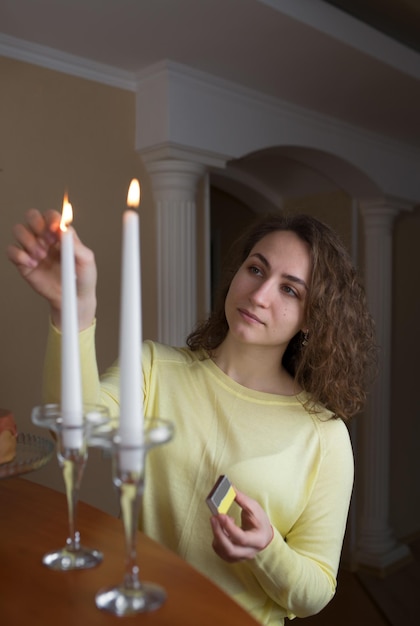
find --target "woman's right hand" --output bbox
[7,208,97,330]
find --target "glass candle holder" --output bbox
[95,418,174,616]
[31,403,111,570]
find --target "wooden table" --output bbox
[0,477,260,625]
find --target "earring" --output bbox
[302,330,309,347]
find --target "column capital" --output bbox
[143,157,206,194]
[358,196,414,238]
[358,195,414,216]
[140,143,227,170]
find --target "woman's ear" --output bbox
[301,329,309,347]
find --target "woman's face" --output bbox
[224,230,312,351]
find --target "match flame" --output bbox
[60,193,73,232]
[127,178,140,208]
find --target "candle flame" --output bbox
[127,179,140,208]
[60,193,73,232]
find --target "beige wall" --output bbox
[0,57,157,514]
[283,191,353,253]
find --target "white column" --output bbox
[357,197,412,573]
[144,159,206,347]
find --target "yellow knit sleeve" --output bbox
[42,319,119,420]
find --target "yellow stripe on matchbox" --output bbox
[218,485,236,514]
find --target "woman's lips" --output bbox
[238,308,264,325]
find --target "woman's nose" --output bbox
[249,280,273,307]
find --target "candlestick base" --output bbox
[31,403,111,571]
[43,534,103,571]
[95,418,174,615]
[95,581,166,615]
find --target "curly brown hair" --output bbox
[187,212,377,420]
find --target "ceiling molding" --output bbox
[0,33,137,91]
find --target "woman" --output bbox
[8,209,376,625]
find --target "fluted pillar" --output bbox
[144,159,206,347]
[357,197,412,573]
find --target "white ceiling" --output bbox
[1,0,420,152]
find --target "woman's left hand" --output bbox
[210,487,274,562]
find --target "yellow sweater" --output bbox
[43,323,354,626]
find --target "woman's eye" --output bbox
[282,285,298,297]
[249,265,262,275]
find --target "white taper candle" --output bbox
[119,179,143,464]
[60,195,83,448]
